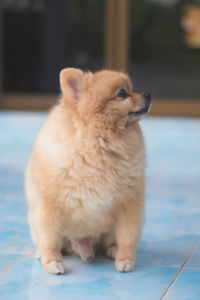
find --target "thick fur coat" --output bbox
[25,68,151,274]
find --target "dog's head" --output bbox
[60,68,151,129]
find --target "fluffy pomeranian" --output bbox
[25,68,151,275]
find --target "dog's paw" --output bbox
[106,245,117,259]
[44,261,65,275]
[115,259,134,273]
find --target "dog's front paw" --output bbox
[44,261,65,275]
[115,259,134,273]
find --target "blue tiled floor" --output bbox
[0,111,200,300]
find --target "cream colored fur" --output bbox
[25,68,150,275]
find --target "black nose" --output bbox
[142,92,151,105]
[142,92,151,100]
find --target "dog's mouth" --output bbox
[128,104,150,116]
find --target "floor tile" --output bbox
[163,240,200,300]
[138,235,199,269]
[164,269,200,300]
[0,194,33,252]
[0,255,178,300]
[184,239,200,269]
[0,219,33,252]
[0,111,46,170]
[0,252,25,272]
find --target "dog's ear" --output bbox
[60,68,84,100]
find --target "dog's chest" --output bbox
[59,139,143,213]
[64,164,116,212]
[61,153,121,214]
[63,169,115,236]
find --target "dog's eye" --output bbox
[117,88,129,99]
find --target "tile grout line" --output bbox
[0,250,35,275]
[160,236,200,300]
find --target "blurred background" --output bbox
[0,0,200,116]
[1,1,200,297]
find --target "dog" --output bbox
[25,68,151,275]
